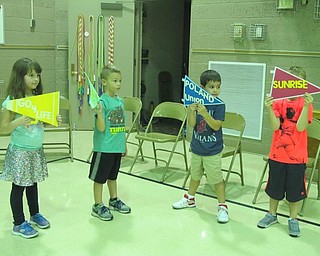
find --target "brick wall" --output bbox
[189,0,320,154]
[0,0,68,98]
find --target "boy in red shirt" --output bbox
[257,66,313,237]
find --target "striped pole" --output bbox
[108,16,114,65]
[77,14,85,114]
[87,15,95,103]
[97,14,105,95]
[88,15,95,83]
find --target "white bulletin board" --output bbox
[208,61,266,140]
[0,5,4,44]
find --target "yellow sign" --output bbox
[6,92,60,126]
[273,80,308,89]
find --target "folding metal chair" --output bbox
[122,96,143,156]
[128,102,188,182]
[252,155,268,204]
[43,96,73,162]
[300,118,320,215]
[221,112,246,185]
[0,97,9,156]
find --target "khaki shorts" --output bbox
[190,152,223,185]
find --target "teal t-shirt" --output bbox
[93,94,126,153]
[2,96,44,150]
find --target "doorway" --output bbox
[140,0,191,113]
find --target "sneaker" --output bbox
[91,203,113,221]
[30,213,50,229]
[172,194,196,209]
[217,205,229,223]
[257,213,278,228]
[109,198,131,214]
[288,218,301,237]
[12,221,38,239]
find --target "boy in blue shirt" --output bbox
[172,70,228,223]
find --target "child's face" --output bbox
[203,80,221,97]
[102,72,122,96]
[24,69,40,95]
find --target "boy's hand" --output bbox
[189,103,198,111]
[303,93,313,106]
[197,104,209,117]
[264,94,273,108]
[122,145,128,157]
[94,103,102,115]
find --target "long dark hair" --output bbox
[7,57,43,99]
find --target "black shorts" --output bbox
[89,152,122,184]
[265,159,307,202]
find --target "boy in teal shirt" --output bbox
[89,65,131,221]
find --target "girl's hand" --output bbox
[265,94,273,108]
[303,92,313,106]
[15,116,32,126]
[56,115,62,125]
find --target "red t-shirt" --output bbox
[269,97,313,164]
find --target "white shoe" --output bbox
[217,205,229,223]
[172,194,196,209]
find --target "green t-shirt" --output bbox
[93,94,126,153]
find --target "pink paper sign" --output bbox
[270,67,320,100]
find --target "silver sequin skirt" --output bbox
[0,144,48,186]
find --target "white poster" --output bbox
[0,5,4,44]
[208,61,266,140]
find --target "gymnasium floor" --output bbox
[0,131,319,256]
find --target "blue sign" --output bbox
[183,75,223,106]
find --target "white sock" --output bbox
[187,194,195,199]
